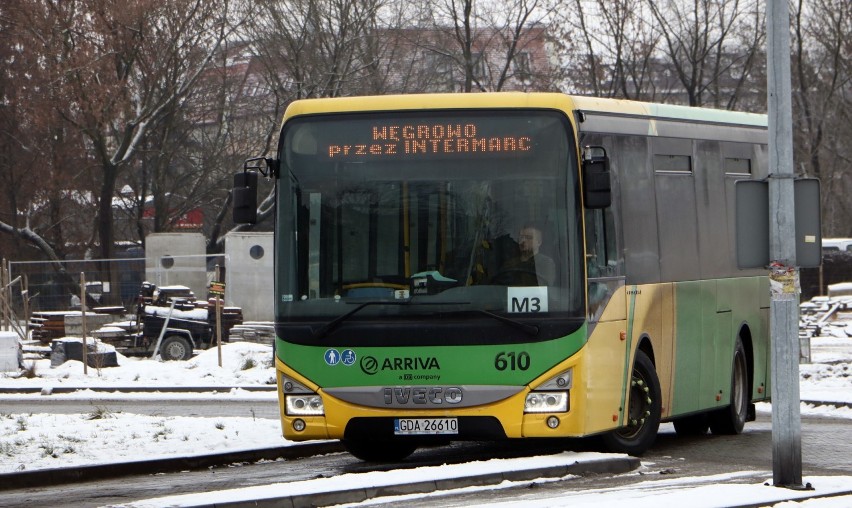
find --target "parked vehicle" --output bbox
[823,238,852,253]
[92,283,242,361]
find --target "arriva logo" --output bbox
[360,355,440,375]
[382,356,440,370]
[383,387,463,405]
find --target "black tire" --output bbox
[160,335,193,361]
[710,337,749,435]
[343,439,418,462]
[601,349,662,455]
[673,413,709,436]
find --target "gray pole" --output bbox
[766,0,803,488]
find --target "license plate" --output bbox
[394,418,458,435]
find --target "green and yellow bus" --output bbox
[233,93,770,461]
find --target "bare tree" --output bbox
[249,0,387,101]
[563,0,661,99]
[792,0,852,236]
[1,1,97,263]
[645,0,764,108]
[418,0,560,92]
[2,0,239,304]
[188,38,280,251]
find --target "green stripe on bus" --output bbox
[278,327,588,388]
[619,285,638,420]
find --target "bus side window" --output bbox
[585,208,616,277]
[585,207,619,320]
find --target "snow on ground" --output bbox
[123,473,852,508]
[1,311,852,506]
[1,342,281,474]
[0,412,283,473]
[5,339,278,388]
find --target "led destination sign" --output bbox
[324,121,534,160]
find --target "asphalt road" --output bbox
[379,412,852,508]
[2,408,850,508]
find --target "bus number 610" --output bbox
[495,351,530,371]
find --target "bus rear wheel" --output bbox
[601,349,661,456]
[343,438,418,462]
[709,337,749,435]
[673,413,709,436]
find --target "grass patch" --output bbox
[0,441,17,456]
[86,406,115,420]
[21,361,38,379]
[152,422,173,441]
[38,436,57,458]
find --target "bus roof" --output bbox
[282,93,768,130]
[282,92,571,118]
[570,95,767,129]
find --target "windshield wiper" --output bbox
[472,309,540,337]
[312,300,468,340]
[313,301,402,340]
[312,300,538,340]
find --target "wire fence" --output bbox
[1,255,228,339]
[2,251,850,340]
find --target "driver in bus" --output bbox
[492,223,556,286]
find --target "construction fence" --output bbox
[0,254,227,339]
[2,248,850,340]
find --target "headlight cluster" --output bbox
[285,394,324,416]
[524,368,572,414]
[524,391,569,413]
[282,375,324,416]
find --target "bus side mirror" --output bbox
[582,146,611,209]
[233,171,258,224]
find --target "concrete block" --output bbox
[51,339,118,368]
[0,332,21,372]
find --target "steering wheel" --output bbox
[488,268,541,286]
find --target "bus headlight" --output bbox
[524,391,569,413]
[285,395,325,416]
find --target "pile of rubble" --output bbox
[228,322,275,345]
[800,293,852,339]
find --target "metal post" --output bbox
[151,300,177,360]
[22,275,29,341]
[215,265,223,368]
[767,0,804,489]
[5,259,10,332]
[1,259,7,331]
[81,272,88,376]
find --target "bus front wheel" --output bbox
[343,439,418,462]
[601,349,661,456]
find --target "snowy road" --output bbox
[3,409,851,507]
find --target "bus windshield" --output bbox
[276,109,584,345]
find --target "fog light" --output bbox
[292,418,306,432]
[546,416,560,429]
[524,391,568,413]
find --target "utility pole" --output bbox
[766,0,804,489]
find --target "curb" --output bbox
[800,400,852,410]
[0,441,344,491]
[148,454,641,508]
[728,488,852,508]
